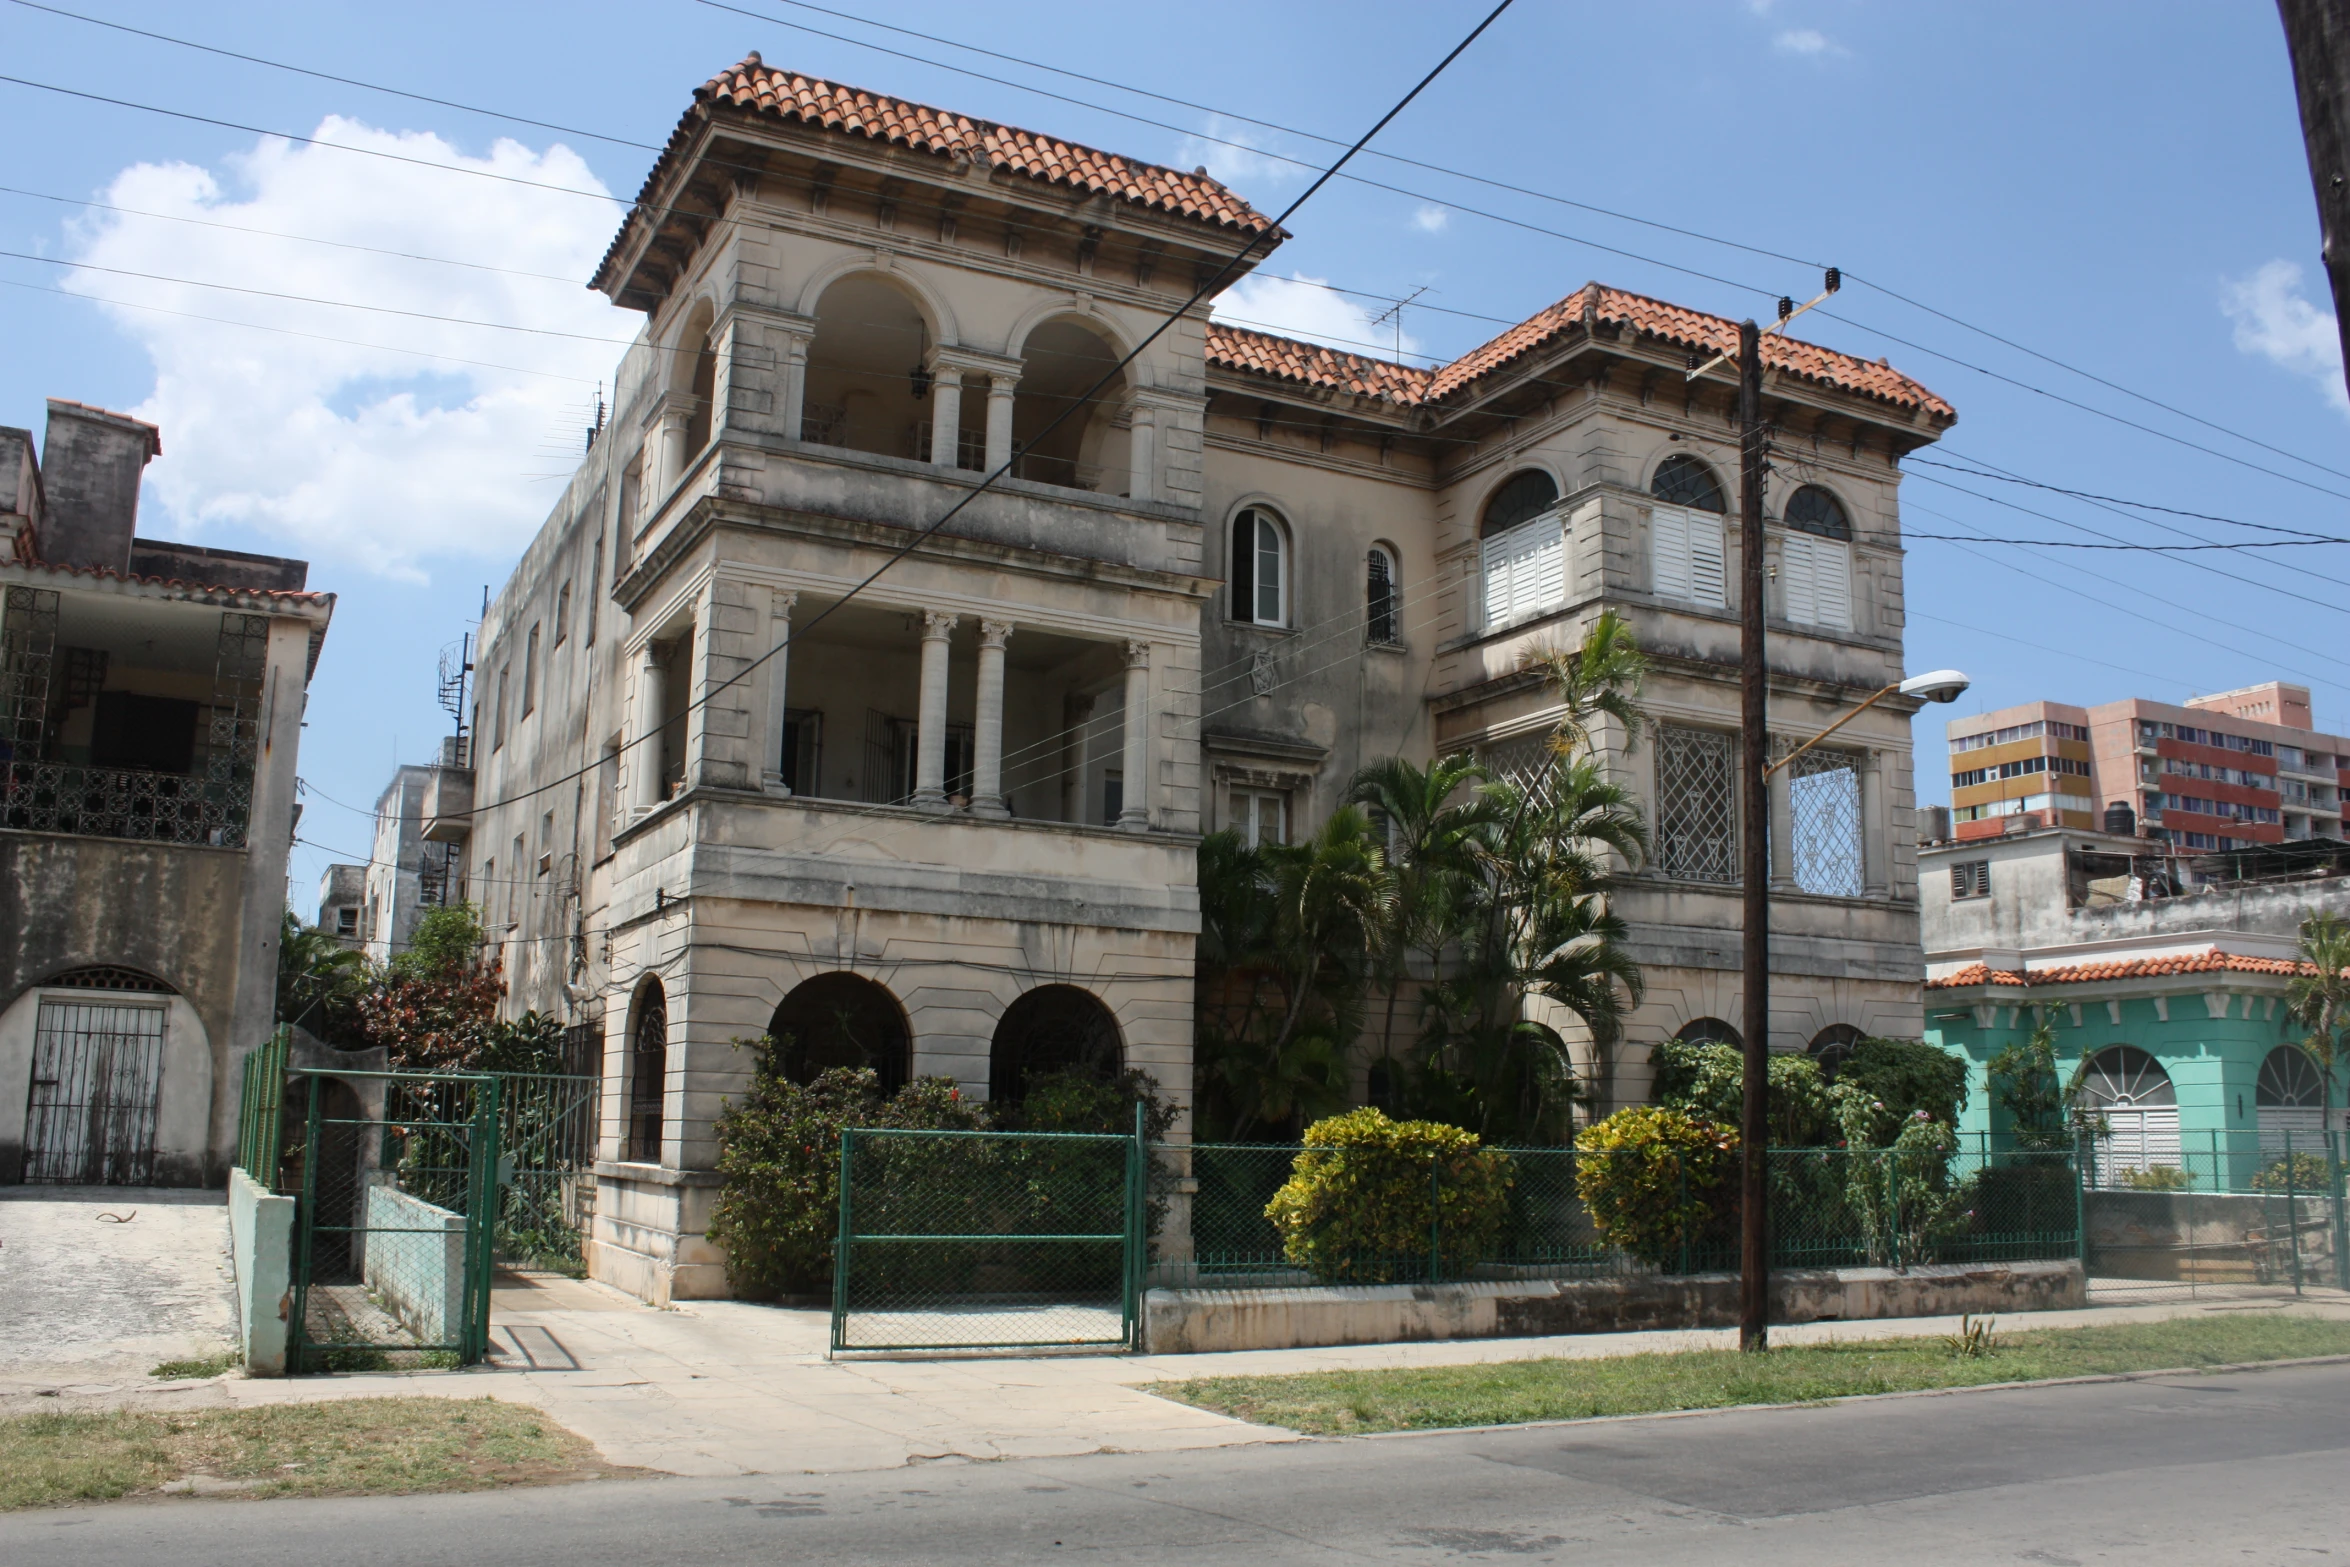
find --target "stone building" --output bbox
[0,399,333,1185]
[316,862,366,947]
[458,58,1956,1301]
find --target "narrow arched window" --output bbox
[1649,455,1729,609]
[1779,483,1855,631]
[627,978,668,1163]
[1229,507,1288,626]
[1366,545,1399,644]
[1481,470,1558,538]
[1651,454,1727,512]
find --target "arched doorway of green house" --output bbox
[2081,1046,2179,1183]
[2256,1046,2329,1156]
[988,985,1122,1109]
[768,974,912,1094]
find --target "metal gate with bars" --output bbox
[492,1072,599,1272]
[831,1125,1146,1353]
[286,1069,500,1371]
[22,995,166,1184]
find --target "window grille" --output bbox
[46,965,174,992]
[1655,724,1738,883]
[1478,731,1555,789]
[1366,548,1398,644]
[800,402,847,445]
[1790,748,1864,897]
[628,981,667,1163]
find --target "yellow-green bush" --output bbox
[1573,1106,1737,1267]
[1264,1108,1514,1284]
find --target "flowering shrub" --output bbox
[2252,1151,2331,1193]
[1572,1106,1737,1267]
[1264,1108,1514,1284]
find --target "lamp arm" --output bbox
[1764,682,1901,779]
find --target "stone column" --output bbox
[762,588,798,794]
[985,373,1017,474]
[1126,400,1156,503]
[1860,749,1890,897]
[655,406,691,504]
[632,641,668,816]
[913,610,958,809]
[967,619,1013,818]
[929,366,964,470]
[1767,747,1797,892]
[779,326,813,443]
[1118,640,1151,832]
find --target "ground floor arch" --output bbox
[988,984,1122,1106]
[769,972,913,1094]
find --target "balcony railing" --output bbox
[1,759,252,848]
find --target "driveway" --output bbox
[0,1185,237,1392]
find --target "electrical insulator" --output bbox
[1777,296,1793,321]
[1825,266,1841,293]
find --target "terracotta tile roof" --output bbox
[1204,323,1432,405]
[4,555,334,611]
[638,55,1275,238]
[1205,284,1952,421]
[1927,948,2324,990]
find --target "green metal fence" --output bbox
[234,1025,292,1180]
[831,1124,1145,1353]
[491,1072,598,1273]
[2082,1128,2348,1297]
[285,1069,500,1371]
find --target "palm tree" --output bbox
[275,911,368,1046]
[1346,752,1491,1076]
[2285,911,2350,1127]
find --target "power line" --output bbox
[1912,452,2342,542]
[1902,532,2350,551]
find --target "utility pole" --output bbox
[2279,0,2350,410]
[1736,317,1771,1354]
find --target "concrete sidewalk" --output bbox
[0,1186,237,1395]
[13,1258,2349,1479]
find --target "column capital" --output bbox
[768,587,799,618]
[1123,638,1151,669]
[978,618,1015,648]
[922,609,960,640]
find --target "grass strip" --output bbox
[149,1351,241,1381]
[0,1396,632,1511]
[1157,1313,2350,1435]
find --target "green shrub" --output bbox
[2252,1151,2333,1192]
[1833,1037,1969,1127]
[995,1068,1180,1140]
[1264,1108,1514,1284]
[1572,1106,1737,1268]
[2119,1163,2195,1192]
[706,1059,986,1298]
[1650,1041,1837,1146]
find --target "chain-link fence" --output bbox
[2083,1127,2349,1301]
[831,1126,1143,1352]
[283,1070,499,1372]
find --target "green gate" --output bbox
[492,1072,599,1273]
[287,1070,500,1371]
[830,1125,1145,1353]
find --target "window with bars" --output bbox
[1789,748,1864,896]
[1478,731,1555,789]
[1366,546,1399,643]
[1655,724,1738,883]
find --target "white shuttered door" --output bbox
[1782,533,1852,631]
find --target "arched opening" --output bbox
[1808,1023,1866,1076]
[1014,318,1129,493]
[626,977,666,1163]
[768,973,912,1094]
[1674,1017,1742,1048]
[804,274,932,459]
[1366,544,1399,644]
[679,301,717,456]
[1229,505,1289,626]
[1481,469,1558,537]
[989,985,1122,1106]
[2081,1045,2179,1180]
[2256,1045,2328,1153]
[20,968,174,1184]
[1783,484,1852,540]
[1651,454,1727,512]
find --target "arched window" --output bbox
[768,972,912,1094]
[1481,469,1558,538]
[989,985,1123,1106]
[2081,1046,2179,1181]
[1808,1023,1866,1075]
[1366,545,1399,644]
[804,274,932,459]
[2256,1046,2328,1153]
[627,977,667,1163]
[681,303,717,456]
[1229,506,1288,626]
[1783,484,1852,540]
[1013,318,1128,492]
[1675,1017,1742,1048]
[1651,454,1728,512]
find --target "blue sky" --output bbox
[2,0,2342,910]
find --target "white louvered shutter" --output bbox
[1525,519,1565,618]
[1652,507,1691,600]
[1687,512,1727,608]
[1812,537,1852,630]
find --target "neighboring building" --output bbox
[316,863,366,947]
[1920,818,2347,1178]
[357,762,459,966]
[458,57,1956,1302]
[0,398,334,1186]
[1946,680,2348,848]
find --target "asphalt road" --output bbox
[13,1360,2350,1564]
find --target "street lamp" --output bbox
[1738,665,1970,1354]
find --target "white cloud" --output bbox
[62,118,632,580]
[1773,28,1845,57]
[2221,259,2350,418]
[1211,271,1423,362]
[1175,116,1305,193]
[1410,204,1450,234]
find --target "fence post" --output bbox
[2073,1134,2088,1275]
[829,1128,855,1356]
[2287,1128,2304,1294]
[290,1074,322,1374]
[464,1075,503,1364]
[1675,1151,1690,1277]
[1885,1150,1903,1271]
[2331,1128,2349,1293]
[1428,1154,1444,1285]
[1125,1101,1146,1346]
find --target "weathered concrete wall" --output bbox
[2088,1187,2334,1282]
[227,1167,293,1375]
[362,1181,467,1343]
[125,539,307,593]
[39,400,156,572]
[1142,1260,2087,1353]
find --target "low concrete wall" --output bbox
[361,1182,466,1344]
[226,1167,293,1375]
[2088,1188,2335,1282]
[1141,1260,2086,1354]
